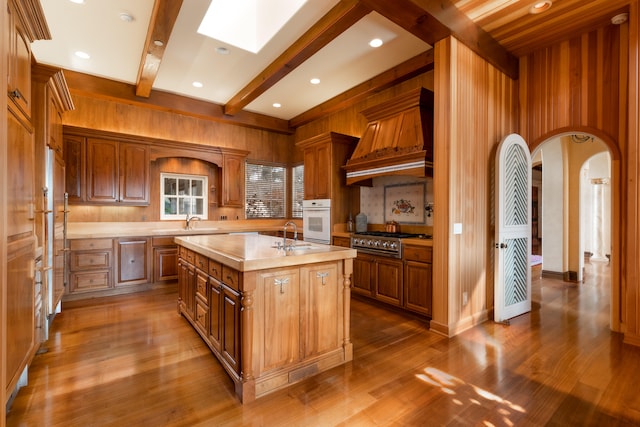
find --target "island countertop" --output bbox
[174,234,357,272]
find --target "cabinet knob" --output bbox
[316,271,329,285]
[274,277,289,294]
[9,88,23,100]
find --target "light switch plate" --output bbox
[453,223,462,234]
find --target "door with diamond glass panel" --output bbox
[495,134,532,322]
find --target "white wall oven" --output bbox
[302,199,331,244]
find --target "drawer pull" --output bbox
[316,272,329,285]
[9,88,23,100]
[274,277,289,294]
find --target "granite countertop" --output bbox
[175,234,357,271]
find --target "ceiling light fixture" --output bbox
[153,40,164,47]
[74,51,90,59]
[273,103,281,108]
[192,81,203,88]
[369,38,383,48]
[529,1,552,14]
[611,13,628,25]
[310,78,320,85]
[69,0,85,4]
[119,12,135,22]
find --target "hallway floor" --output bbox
[6,260,640,426]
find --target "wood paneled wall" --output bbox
[1,2,7,424]
[63,94,293,164]
[431,37,519,336]
[519,21,629,339]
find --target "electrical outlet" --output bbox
[463,291,468,305]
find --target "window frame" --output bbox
[160,172,208,220]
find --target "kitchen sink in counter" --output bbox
[175,233,356,403]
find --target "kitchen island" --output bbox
[174,234,357,403]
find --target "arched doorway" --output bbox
[530,129,621,332]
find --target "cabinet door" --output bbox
[221,154,245,207]
[374,257,403,306]
[117,238,148,285]
[6,240,35,395]
[86,138,119,203]
[300,263,340,358]
[119,143,149,205]
[7,109,35,240]
[352,255,373,296]
[178,258,196,319]
[153,247,177,283]
[404,260,432,316]
[303,144,331,199]
[208,277,222,352]
[47,87,63,156]
[221,285,241,374]
[7,1,31,119]
[64,135,85,203]
[258,268,300,372]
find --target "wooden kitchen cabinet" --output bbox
[68,238,114,293]
[116,238,149,286]
[374,257,403,307]
[403,244,433,316]
[220,153,245,207]
[296,132,359,232]
[353,254,404,306]
[300,262,341,357]
[152,237,178,283]
[7,0,31,120]
[220,284,241,374]
[332,236,351,248]
[64,135,150,205]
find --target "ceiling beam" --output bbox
[361,0,519,79]
[135,0,183,98]
[289,49,435,128]
[223,0,372,116]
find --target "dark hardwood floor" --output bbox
[6,260,640,426]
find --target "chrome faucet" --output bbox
[185,214,201,230]
[283,221,298,250]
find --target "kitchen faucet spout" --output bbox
[283,221,298,250]
[186,214,201,230]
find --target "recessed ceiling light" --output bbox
[310,78,320,85]
[74,51,90,59]
[69,0,85,4]
[119,12,135,22]
[273,103,281,108]
[216,47,230,55]
[529,1,552,14]
[192,81,203,88]
[369,38,383,48]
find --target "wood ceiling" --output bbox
[70,0,633,133]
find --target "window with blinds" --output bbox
[292,164,304,218]
[245,162,286,218]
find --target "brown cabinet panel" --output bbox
[222,265,240,290]
[195,295,209,335]
[208,277,222,352]
[221,285,241,374]
[69,251,111,271]
[69,270,112,293]
[7,1,31,119]
[64,135,85,203]
[153,247,177,283]
[352,255,374,296]
[374,258,403,306]
[116,238,149,285]
[404,260,432,316]
[7,108,34,240]
[119,143,149,204]
[86,138,119,203]
[220,154,245,207]
[332,236,351,248]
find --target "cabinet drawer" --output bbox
[70,251,112,271]
[403,245,432,263]
[222,265,240,290]
[195,254,208,271]
[152,236,176,247]
[69,270,112,293]
[208,260,222,280]
[70,238,113,251]
[195,296,209,333]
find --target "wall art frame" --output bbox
[384,182,426,224]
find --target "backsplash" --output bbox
[359,175,433,226]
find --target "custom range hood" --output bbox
[343,88,434,185]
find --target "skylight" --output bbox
[197,0,307,54]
